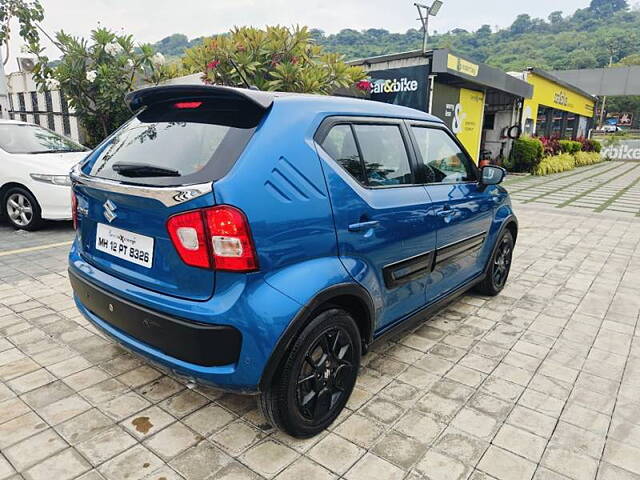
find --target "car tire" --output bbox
[476,230,514,296]
[258,308,361,438]
[4,187,43,231]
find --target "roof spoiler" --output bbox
[126,85,275,112]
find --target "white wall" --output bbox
[6,72,82,144]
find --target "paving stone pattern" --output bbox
[0,203,640,478]
[505,161,640,217]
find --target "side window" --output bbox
[320,124,366,184]
[412,127,477,184]
[353,124,412,187]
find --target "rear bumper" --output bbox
[69,241,303,393]
[69,270,242,367]
[31,182,72,220]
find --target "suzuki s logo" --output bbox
[103,200,117,223]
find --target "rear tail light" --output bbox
[167,210,211,268]
[71,191,78,230]
[167,206,258,272]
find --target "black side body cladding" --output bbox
[435,232,487,267]
[383,251,435,289]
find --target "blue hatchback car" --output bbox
[69,84,517,437]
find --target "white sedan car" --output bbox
[0,120,88,230]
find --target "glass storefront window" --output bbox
[536,107,549,137]
[566,114,577,139]
[552,111,564,137]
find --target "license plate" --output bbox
[96,223,154,268]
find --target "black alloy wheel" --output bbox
[296,326,355,423]
[492,235,513,290]
[475,230,514,296]
[259,308,361,438]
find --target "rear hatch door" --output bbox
[73,86,271,301]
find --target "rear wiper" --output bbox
[112,162,180,177]
[32,149,84,154]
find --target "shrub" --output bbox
[559,140,582,154]
[532,153,576,176]
[182,26,366,94]
[33,28,173,146]
[510,136,544,172]
[574,151,603,167]
[538,136,562,157]
[577,137,602,153]
[592,140,603,153]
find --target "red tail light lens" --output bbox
[174,101,202,109]
[205,206,258,272]
[167,206,258,272]
[167,210,211,268]
[71,191,78,230]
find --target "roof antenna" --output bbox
[228,58,258,90]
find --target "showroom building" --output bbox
[515,68,597,140]
[349,49,597,163]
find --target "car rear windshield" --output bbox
[82,99,263,186]
[0,124,86,154]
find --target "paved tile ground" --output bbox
[0,221,73,284]
[504,160,640,217]
[0,193,640,479]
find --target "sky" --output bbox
[4,0,592,72]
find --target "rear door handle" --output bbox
[348,221,380,232]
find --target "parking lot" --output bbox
[1,163,640,480]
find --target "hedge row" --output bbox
[532,152,603,176]
[507,136,603,175]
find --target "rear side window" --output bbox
[353,124,412,187]
[320,125,366,184]
[320,122,413,188]
[83,100,261,186]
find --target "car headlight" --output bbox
[30,174,72,186]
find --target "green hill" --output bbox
[152,0,640,71]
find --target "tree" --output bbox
[34,28,174,146]
[548,11,564,25]
[589,0,629,17]
[181,26,366,94]
[476,25,492,37]
[154,33,190,57]
[0,0,43,54]
[510,14,534,35]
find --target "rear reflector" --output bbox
[167,206,258,272]
[174,101,203,109]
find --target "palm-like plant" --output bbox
[182,26,367,94]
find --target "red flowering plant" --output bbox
[182,25,366,93]
[577,136,602,153]
[206,60,220,70]
[538,136,562,157]
[356,80,372,92]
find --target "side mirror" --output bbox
[480,165,506,186]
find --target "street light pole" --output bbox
[415,1,443,54]
[598,54,614,128]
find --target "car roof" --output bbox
[0,119,36,126]
[272,93,441,122]
[127,84,442,124]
